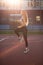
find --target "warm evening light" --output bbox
[14,0,21,6]
[3,0,21,6]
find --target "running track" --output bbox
[0,34,43,65]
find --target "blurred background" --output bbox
[0,0,43,34]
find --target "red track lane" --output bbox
[0,34,43,65]
[0,41,24,58]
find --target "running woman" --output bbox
[14,10,29,53]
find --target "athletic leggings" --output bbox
[14,26,28,47]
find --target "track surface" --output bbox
[0,34,43,65]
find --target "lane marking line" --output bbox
[0,37,9,42]
[28,40,43,42]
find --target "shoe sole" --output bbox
[24,49,29,54]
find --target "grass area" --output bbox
[28,31,43,35]
[0,30,43,34]
[0,30,14,34]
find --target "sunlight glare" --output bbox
[3,0,21,6]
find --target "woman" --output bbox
[14,10,29,53]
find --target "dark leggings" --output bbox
[14,26,28,47]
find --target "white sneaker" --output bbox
[24,48,29,54]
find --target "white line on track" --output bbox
[28,40,43,42]
[0,37,9,42]
[0,36,17,42]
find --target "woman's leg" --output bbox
[14,28,20,37]
[21,26,29,53]
[22,26,28,47]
